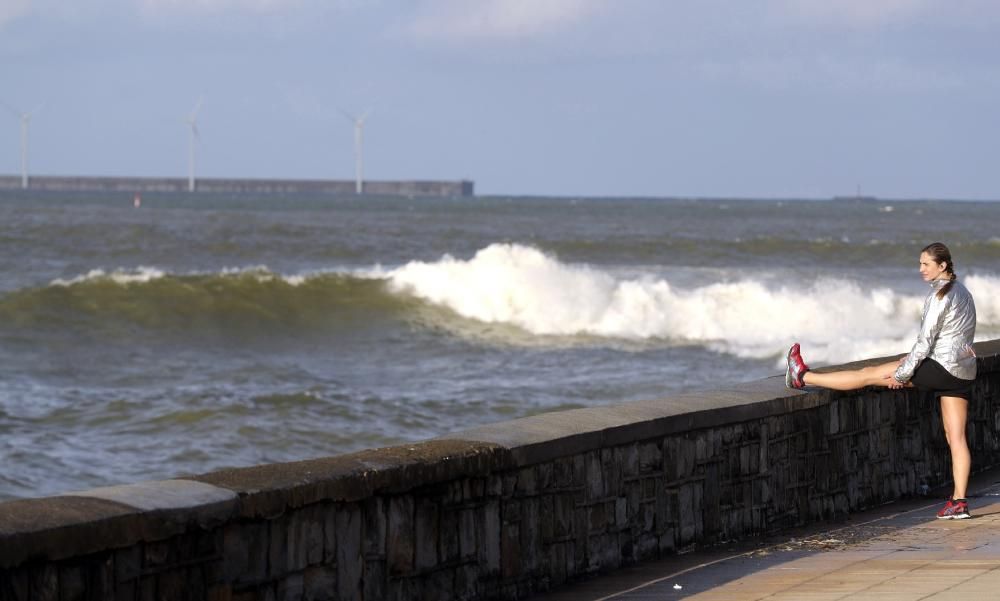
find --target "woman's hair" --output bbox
[922,241,956,299]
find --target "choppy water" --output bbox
[1,192,998,500]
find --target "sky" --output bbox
[0,0,998,199]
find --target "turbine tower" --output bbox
[340,108,371,195]
[2,101,42,189]
[186,97,204,192]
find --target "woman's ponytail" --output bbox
[922,242,955,300]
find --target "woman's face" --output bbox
[919,252,948,282]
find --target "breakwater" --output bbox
[0,175,474,197]
[2,340,999,600]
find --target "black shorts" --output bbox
[910,359,974,400]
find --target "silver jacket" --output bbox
[894,278,977,383]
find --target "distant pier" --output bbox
[0,174,475,197]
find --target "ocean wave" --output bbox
[0,267,420,340]
[3,245,998,362]
[386,243,1000,363]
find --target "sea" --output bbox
[1,192,998,501]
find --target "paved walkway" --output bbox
[534,469,1000,600]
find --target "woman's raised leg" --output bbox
[802,360,901,391]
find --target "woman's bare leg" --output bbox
[940,396,971,500]
[802,360,901,391]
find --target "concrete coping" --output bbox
[1,339,998,568]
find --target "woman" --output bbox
[785,242,977,519]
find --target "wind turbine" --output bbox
[2,101,43,189]
[185,97,204,192]
[339,108,371,194]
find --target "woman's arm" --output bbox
[894,294,949,383]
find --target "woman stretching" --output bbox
[785,242,977,519]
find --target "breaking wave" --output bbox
[384,244,1000,363]
[2,244,997,362]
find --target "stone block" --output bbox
[658,527,676,554]
[502,499,520,523]
[454,564,478,601]
[618,531,635,565]
[601,448,620,494]
[552,457,574,488]
[439,505,460,564]
[386,497,414,576]
[637,499,653,535]
[585,453,604,500]
[361,561,384,601]
[458,509,477,559]
[519,498,540,573]
[276,573,304,601]
[552,494,574,539]
[157,570,187,601]
[115,581,136,601]
[621,445,640,478]
[486,476,502,497]
[625,481,640,519]
[573,455,586,487]
[227,522,269,585]
[57,564,84,601]
[548,542,567,586]
[635,533,657,559]
[535,462,554,490]
[115,546,142,584]
[138,576,155,601]
[426,568,456,601]
[303,566,336,601]
[641,477,657,500]
[480,500,501,575]
[89,557,115,601]
[500,521,520,579]
[286,513,313,573]
[387,578,419,601]
[292,506,325,568]
[446,481,464,505]
[502,474,517,497]
[335,505,362,601]
[30,565,57,601]
[414,501,439,571]
[322,509,336,565]
[678,485,695,544]
[268,516,290,577]
[144,541,172,570]
[587,503,606,533]
[207,585,233,601]
[516,467,537,495]
[0,568,30,601]
[615,497,628,529]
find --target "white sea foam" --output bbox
[50,266,167,287]
[966,274,1000,326]
[386,243,1000,363]
[49,265,313,287]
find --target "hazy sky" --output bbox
[1,0,998,198]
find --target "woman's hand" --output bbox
[885,374,906,389]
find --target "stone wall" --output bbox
[2,340,999,600]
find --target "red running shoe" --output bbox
[936,498,971,520]
[785,343,809,389]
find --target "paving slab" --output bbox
[532,467,1000,601]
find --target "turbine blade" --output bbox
[189,96,204,121]
[338,107,357,123]
[358,108,373,125]
[0,100,20,118]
